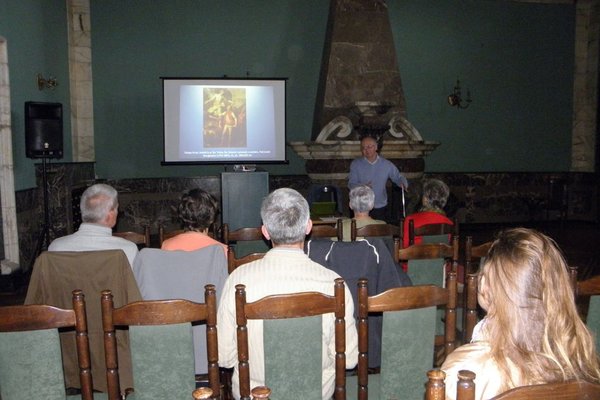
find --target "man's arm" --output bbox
[347,159,361,189]
[388,161,408,189]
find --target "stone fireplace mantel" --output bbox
[289,139,439,180]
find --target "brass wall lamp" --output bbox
[448,79,471,109]
[37,74,58,90]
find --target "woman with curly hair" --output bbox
[161,188,227,256]
[442,227,600,399]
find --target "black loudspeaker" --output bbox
[25,101,63,159]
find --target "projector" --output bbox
[233,164,256,172]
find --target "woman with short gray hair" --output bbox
[338,185,386,241]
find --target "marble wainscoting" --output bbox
[13,170,596,271]
[15,162,95,270]
[108,175,313,239]
[427,172,598,224]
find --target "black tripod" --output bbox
[30,157,56,269]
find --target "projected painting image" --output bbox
[203,88,247,148]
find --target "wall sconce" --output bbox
[37,74,58,90]
[447,79,471,109]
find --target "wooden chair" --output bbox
[113,225,151,248]
[131,246,227,378]
[227,246,265,274]
[25,250,142,394]
[352,220,402,262]
[352,221,402,241]
[235,278,347,400]
[490,380,600,399]
[193,387,215,399]
[222,223,264,244]
[577,274,600,351]
[424,368,600,400]
[158,226,185,246]
[397,236,459,288]
[463,272,479,344]
[250,386,272,399]
[101,285,220,400]
[397,238,460,348]
[408,219,456,246]
[309,218,343,240]
[352,273,457,400]
[0,290,96,400]
[465,236,492,274]
[221,223,270,258]
[424,369,476,400]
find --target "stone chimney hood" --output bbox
[289,0,439,181]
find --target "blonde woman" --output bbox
[442,228,600,399]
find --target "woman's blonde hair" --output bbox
[478,228,600,390]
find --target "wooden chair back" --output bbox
[490,380,600,399]
[222,223,270,259]
[101,285,220,400]
[235,278,347,400]
[222,223,264,244]
[425,368,600,400]
[309,219,343,240]
[424,369,476,400]
[465,236,492,274]
[0,290,94,400]
[25,249,141,393]
[397,236,459,287]
[464,272,479,344]
[227,246,265,274]
[193,385,270,400]
[352,221,402,262]
[250,386,272,399]
[352,221,402,241]
[159,223,219,246]
[158,226,185,246]
[193,387,214,399]
[408,219,456,246]
[577,273,600,351]
[113,225,151,248]
[355,273,457,400]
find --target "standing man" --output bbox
[48,183,138,267]
[217,188,358,399]
[348,135,408,221]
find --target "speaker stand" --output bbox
[30,157,57,269]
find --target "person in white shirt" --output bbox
[48,183,138,267]
[217,188,359,399]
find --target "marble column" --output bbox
[67,0,95,162]
[0,37,20,270]
[571,0,599,172]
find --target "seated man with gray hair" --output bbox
[48,183,138,267]
[217,188,358,399]
[339,184,386,241]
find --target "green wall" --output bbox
[91,0,328,180]
[390,0,574,171]
[0,0,71,190]
[1,0,576,190]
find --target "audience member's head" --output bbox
[349,185,375,215]
[260,188,310,245]
[421,179,450,211]
[178,188,219,232]
[478,227,600,389]
[80,183,119,227]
